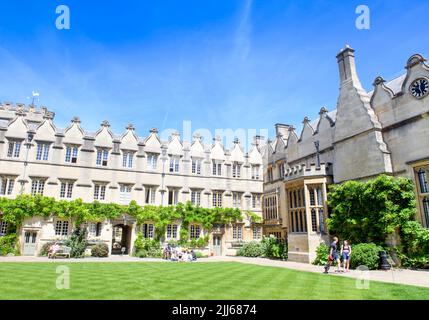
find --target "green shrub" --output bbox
[91,243,109,257]
[313,243,329,266]
[261,236,288,260]
[195,251,206,258]
[0,234,18,256]
[349,243,383,270]
[237,241,263,257]
[396,250,429,269]
[39,241,56,256]
[134,233,162,258]
[64,228,88,258]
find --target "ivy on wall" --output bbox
[0,195,246,241]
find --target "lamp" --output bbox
[27,132,34,143]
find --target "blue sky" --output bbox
[0,0,428,148]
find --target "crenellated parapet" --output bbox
[284,162,333,182]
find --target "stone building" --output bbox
[0,105,264,256]
[263,46,429,263]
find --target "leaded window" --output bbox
[166,224,178,239]
[147,153,158,171]
[7,140,21,158]
[191,158,202,175]
[0,177,15,195]
[94,184,106,200]
[96,148,109,166]
[212,192,223,207]
[0,221,8,236]
[122,151,134,168]
[55,220,69,236]
[191,190,201,206]
[232,163,241,178]
[60,181,74,199]
[36,143,50,161]
[232,225,243,240]
[142,223,154,238]
[31,179,45,196]
[418,169,428,193]
[190,225,201,239]
[65,145,78,163]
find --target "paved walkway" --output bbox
[206,256,429,288]
[1,255,429,288]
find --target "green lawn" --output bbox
[0,262,428,300]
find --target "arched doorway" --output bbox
[111,224,131,255]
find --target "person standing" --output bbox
[324,237,340,273]
[341,240,352,272]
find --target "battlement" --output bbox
[284,162,333,182]
[0,102,55,121]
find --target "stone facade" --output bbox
[0,106,264,256]
[263,46,429,263]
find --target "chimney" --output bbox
[336,45,362,87]
[275,123,291,139]
[253,135,266,148]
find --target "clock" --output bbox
[410,78,429,99]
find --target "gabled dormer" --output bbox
[63,117,84,145]
[144,128,162,154]
[120,124,139,152]
[94,120,114,149]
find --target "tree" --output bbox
[327,175,416,245]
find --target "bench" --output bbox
[53,246,71,259]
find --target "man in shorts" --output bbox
[324,237,340,273]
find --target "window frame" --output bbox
[54,220,70,237]
[60,180,74,199]
[36,142,50,161]
[7,140,22,158]
[31,178,46,196]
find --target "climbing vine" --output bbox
[0,195,246,243]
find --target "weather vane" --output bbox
[27,91,40,106]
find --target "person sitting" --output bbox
[48,242,60,259]
[190,250,197,261]
[170,251,178,262]
[181,250,188,262]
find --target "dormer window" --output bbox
[169,156,180,173]
[251,165,260,180]
[122,151,134,168]
[212,160,222,176]
[96,148,109,167]
[232,162,241,178]
[192,158,202,175]
[147,153,158,171]
[7,140,21,158]
[36,142,50,161]
[65,145,79,163]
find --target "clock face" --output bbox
[410,78,429,99]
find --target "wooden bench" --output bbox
[53,246,71,259]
